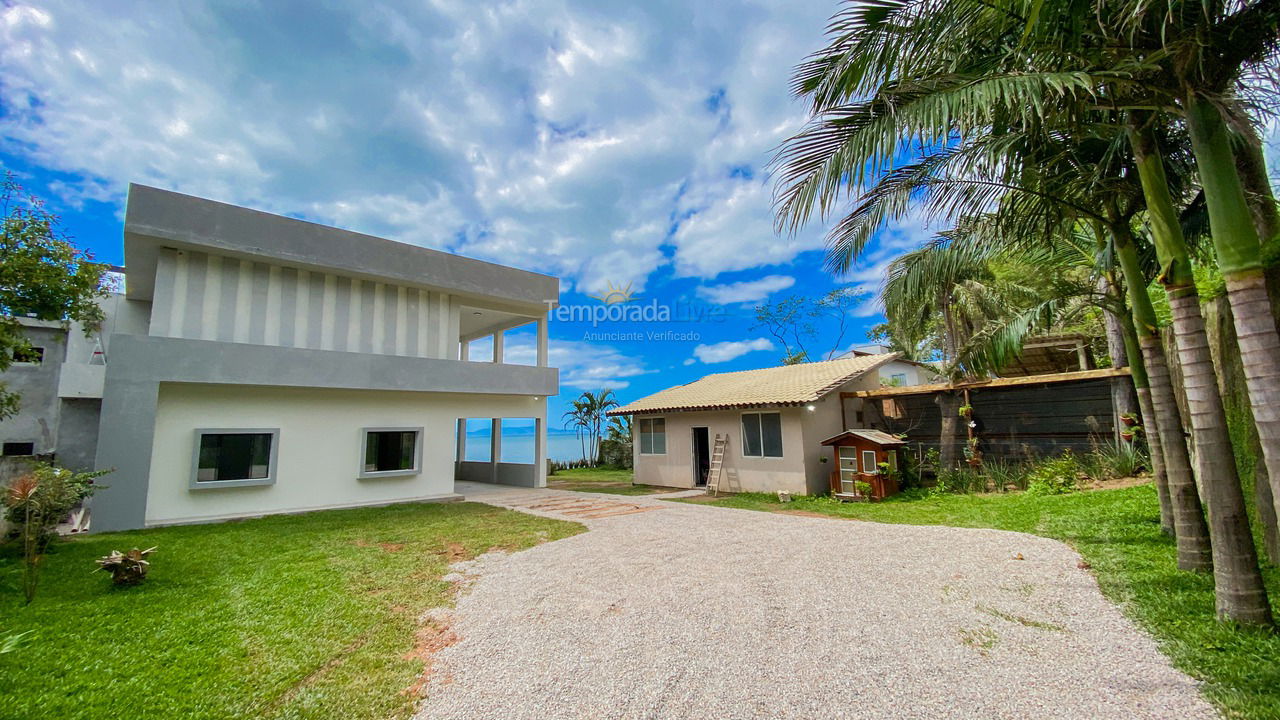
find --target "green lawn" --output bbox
[547,467,676,495]
[0,502,582,720]
[684,486,1280,719]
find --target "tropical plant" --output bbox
[3,463,107,550]
[772,0,1278,626]
[1025,452,1082,496]
[562,389,619,466]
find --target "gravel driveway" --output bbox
[416,483,1216,720]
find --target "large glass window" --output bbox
[742,412,783,458]
[362,428,422,476]
[638,417,666,455]
[194,430,276,486]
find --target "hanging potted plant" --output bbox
[1119,412,1139,427]
[958,404,973,418]
[1120,427,1136,442]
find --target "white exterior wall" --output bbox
[632,408,810,495]
[144,383,545,526]
[876,359,934,387]
[631,363,938,496]
[149,248,460,359]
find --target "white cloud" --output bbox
[502,335,649,390]
[671,179,826,278]
[0,1,839,291]
[697,274,795,304]
[691,337,773,364]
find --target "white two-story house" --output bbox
[85,185,557,531]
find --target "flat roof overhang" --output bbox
[121,184,558,312]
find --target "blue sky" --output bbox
[0,1,999,429]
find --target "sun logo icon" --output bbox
[589,280,638,305]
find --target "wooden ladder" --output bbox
[706,433,728,496]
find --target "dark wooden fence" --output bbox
[867,378,1119,463]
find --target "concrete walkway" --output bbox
[417,483,1216,720]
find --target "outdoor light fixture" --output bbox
[473,311,483,316]
[806,404,816,411]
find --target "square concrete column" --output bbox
[455,418,467,477]
[492,330,504,364]
[536,316,548,367]
[460,340,470,362]
[534,416,547,488]
[490,417,502,483]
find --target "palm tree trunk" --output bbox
[1099,275,1139,419]
[936,392,960,470]
[1118,307,1172,534]
[1116,231,1207,554]
[1131,119,1273,624]
[1186,98,1280,547]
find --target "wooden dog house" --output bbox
[821,429,907,500]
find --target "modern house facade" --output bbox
[5,185,558,532]
[610,353,934,495]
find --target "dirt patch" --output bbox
[1083,475,1151,491]
[434,542,469,562]
[402,608,460,699]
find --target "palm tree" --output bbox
[561,400,590,463]
[565,389,619,466]
[773,0,1271,623]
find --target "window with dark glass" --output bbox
[741,412,783,458]
[12,346,43,365]
[363,430,420,473]
[3,442,35,456]
[197,432,273,482]
[638,417,666,455]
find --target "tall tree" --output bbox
[0,174,107,419]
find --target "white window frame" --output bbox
[638,417,666,456]
[359,426,424,479]
[861,450,879,474]
[190,428,279,490]
[740,411,784,459]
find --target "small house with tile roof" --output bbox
[607,353,933,496]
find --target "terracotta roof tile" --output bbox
[608,353,899,415]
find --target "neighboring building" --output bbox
[1,184,559,532]
[609,353,932,495]
[0,294,130,472]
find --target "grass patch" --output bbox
[682,486,1280,719]
[547,467,676,495]
[0,501,582,720]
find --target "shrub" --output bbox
[932,466,986,495]
[3,463,109,604]
[4,463,108,550]
[853,480,873,497]
[1089,440,1148,481]
[598,438,633,468]
[1025,452,1081,495]
[983,458,1029,492]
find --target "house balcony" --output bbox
[102,334,558,397]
